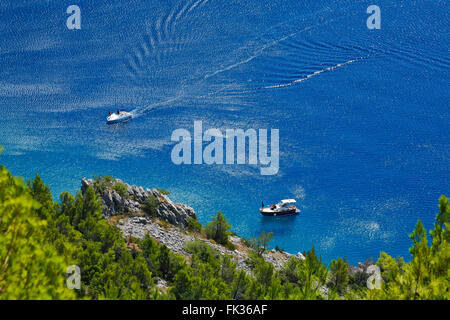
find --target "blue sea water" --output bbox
[0,0,449,264]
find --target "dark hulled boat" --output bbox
[259,199,300,216]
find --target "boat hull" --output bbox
[106,113,132,124]
[259,208,299,216]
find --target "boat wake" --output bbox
[124,4,357,115]
[122,0,449,117]
[263,56,369,90]
[203,8,343,81]
[130,96,183,119]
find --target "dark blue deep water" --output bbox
[1,0,449,264]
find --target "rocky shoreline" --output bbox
[81,177,305,273]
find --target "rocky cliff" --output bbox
[81,178,196,228]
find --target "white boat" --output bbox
[259,199,300,216]
[106,111,132,124]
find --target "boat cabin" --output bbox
[277,199,296,211]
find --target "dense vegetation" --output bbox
[0,161,448,299]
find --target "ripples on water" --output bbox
[0,0,448,263]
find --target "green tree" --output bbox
[141,235,160,274]
[376,252,403,284]
[172,268,193,299]
[220,255,237,285]
[249,231,274,256]
[0,165,75,299]
[185,240,220,270]
[253,258,274,289]
[205,211,231,245]
[280,247,328,300]
[29,174,55,220]
[92,175,115,194]
[296,248,328,299]
[329,257,349,293]
[231,269,249,299]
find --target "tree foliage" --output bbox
[249,231,274,256]
[329,257,349,293]
[204,211,231,245]
[143,194,160,217]
[113,182,128,198]
[0,166,75,299]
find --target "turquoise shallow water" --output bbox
[0,0,449,264]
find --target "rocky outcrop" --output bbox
[349,260,377,275]
[81,178,196,228]
[348,260,378,290]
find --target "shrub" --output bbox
[184,240,221,266]
[92,175,115,193]
[143,194,160,216]
[113,182,128,198]
[278,247,329,299]
[224,241,236,251]
[240,237,252,247]
[157,220,172,230]
[349,269,370,289]
[157,188,170,195]
[187,217,202,233]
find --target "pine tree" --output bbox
[0,166,75,299]
[205,211,231,245]
[329,257,349,293]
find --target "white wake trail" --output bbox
[203,15,346,81]
[263,57,364,89]
[130,96,182,118]
[204,29,310,80]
